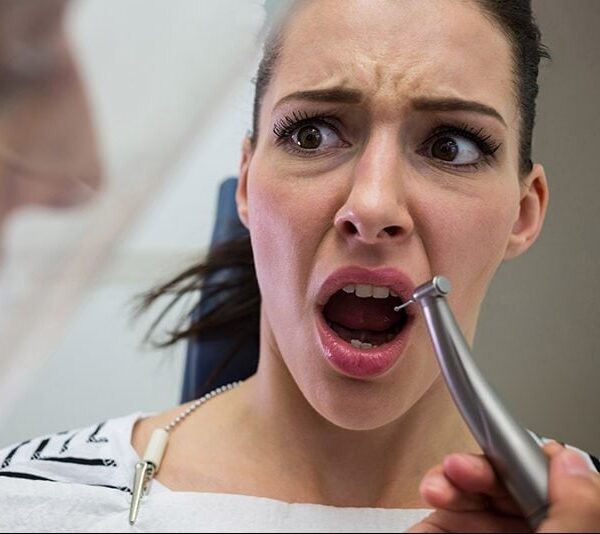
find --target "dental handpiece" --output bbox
[395,276,549,529]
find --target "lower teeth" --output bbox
[350,339,377,349]
[325,319,400,349]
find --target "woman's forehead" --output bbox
[265,0,517,126]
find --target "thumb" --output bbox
[538,447,600,533]
[550,448,596,496]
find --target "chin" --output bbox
[300,359,438,432]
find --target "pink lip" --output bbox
[316,266,417,379]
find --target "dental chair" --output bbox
[180,177,259,402]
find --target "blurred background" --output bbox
[0,0,598,455]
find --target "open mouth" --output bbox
[322,283,410,349]
[315,267,416,378]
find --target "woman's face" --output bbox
[238,0,547,429]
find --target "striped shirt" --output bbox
[0,413,598,532]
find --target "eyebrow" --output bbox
[274,89,507,127]
[412,97,507,127]
[274,88,364,109]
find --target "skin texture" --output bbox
[134,0,557,518]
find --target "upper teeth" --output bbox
[342,284,399,299]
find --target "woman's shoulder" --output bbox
[0,411,147,494]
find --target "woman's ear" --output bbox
[504,163,549,260]
[236,136,253,229]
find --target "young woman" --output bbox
[1,1,598,531]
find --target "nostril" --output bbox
[342,220,359,235]
[383,225,402,238]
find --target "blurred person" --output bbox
[0,0,103,462]
[0,0,101,241]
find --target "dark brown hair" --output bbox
[141,0,549,394]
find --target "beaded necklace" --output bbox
[128,380,243,525]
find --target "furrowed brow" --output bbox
[412,97,507,127]
[274,88,363,110]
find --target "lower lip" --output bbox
[316,311,414,379]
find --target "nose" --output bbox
[334,130,414,245]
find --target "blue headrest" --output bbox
[180,177,259,402]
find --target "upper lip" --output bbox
[316,266,417,309]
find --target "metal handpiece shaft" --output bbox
[412,276,549,529]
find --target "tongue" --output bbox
[323,291,401,331]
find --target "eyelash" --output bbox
[422,123,502,169]
[273,110,341,145]
[272,112,502,168]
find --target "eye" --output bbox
[419,125,501,169]
[289,122,346,152]
[273,112,349,155]
[293,124,324,149]
[429,135,481,165]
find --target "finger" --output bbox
[542,440,564,458]
[550,447,600,500]
[442,453,496,493]
[538,447,600,533]
[419,464,487,512]
[442,453,522,516]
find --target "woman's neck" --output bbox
[241,360,479,508]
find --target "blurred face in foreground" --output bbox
[238,0,547,430]
[0,0,101,236]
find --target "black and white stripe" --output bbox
[0,414,143,496]
[0,412,597,502]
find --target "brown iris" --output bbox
[431,137,458,161]
[295,125,322,149]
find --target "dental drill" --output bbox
[395,276,549,529]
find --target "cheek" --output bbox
[418,185,519,312]
[245,170,334,316]
[440,200,515,263]
[246,182,292,311]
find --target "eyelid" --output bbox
[272,110,351,157]
[272,110,344,140]
[416,123,502,171]
[423,123,502,156]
